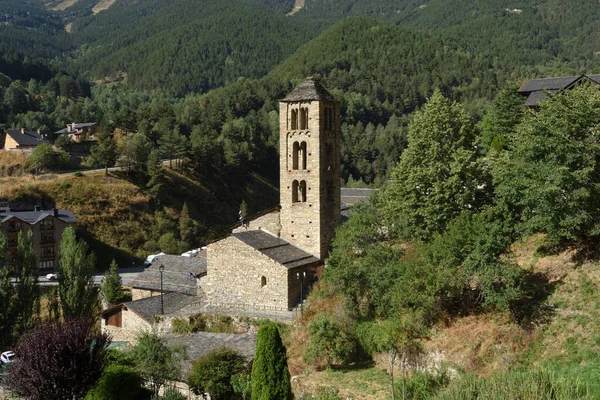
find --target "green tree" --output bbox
[85,364,143,400]
[383,90,486,241]
[188,348,247,400]
[101,259,123,306]
[29,144,70,173]
[0,233,15,347]
[304,316,360,368]
[358,317,425,400]
[13,230,40,337]
[480,82,525,152]
[251,322,292,400]
[147,149,165,200]
[58,226,98,319]
[178,202,194,245]
[493,85,600,243]
[132,331,180,396]
[89,130,117,176]
[133,132,153,173]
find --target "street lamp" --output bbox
[296,271,306,312]
[159,264,165,315]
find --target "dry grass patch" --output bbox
[0,150,28,177]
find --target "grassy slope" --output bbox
[287,234,600,399]
[0,167,278,268]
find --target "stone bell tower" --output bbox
[279,78,341,260]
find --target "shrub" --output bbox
[188,348,247,400]
[85,364,143,400]
[171,317,192,334]
[304,316,360,368]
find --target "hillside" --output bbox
[0,168,278,268]
[285,235,600,398]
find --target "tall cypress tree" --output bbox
[251,322,291,400]
[13,230,40,337]
[58,227,98,318]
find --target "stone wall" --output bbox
[101,307,151,344]
[204,236,291,310]
[232,209,281,237]
[132,288,159,301]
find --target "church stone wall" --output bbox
[232,209,281,237]
[204,236,291,310]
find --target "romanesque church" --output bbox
[203,77,341,311]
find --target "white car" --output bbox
[46,273,59,281]
[144,252,165,268]
[0,351,14,365]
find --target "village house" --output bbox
[1,128,48,152]
[0,202,77,270]
[518,74,600,108]
[54,122,98,142]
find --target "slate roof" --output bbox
[281,77,337,102]
[0,209,77,224]
[232,230,320,268]
[165,332,256,377]
[55,122,97,134]
[518,75,600,107]
[130,253,207,295]
[4,130,47,147]
[125,292,199,324]
[230,205,280,230]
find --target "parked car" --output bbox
[46,273,59,281]
[143,252,165,268]
[0,351,14,365]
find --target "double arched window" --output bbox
[324,107,334,131]
[290,107,309,130]
[292,180,307,203]
[292,141,307,170]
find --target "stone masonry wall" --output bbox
[232,209,281,237]
[204,236,291,310]
[101,308,151,344]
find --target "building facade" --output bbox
[0,204,77,270]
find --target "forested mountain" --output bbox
[68,0,312,94]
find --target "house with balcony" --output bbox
[0,203,77,271]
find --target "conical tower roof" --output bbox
[281,77,336,102]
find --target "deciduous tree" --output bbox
[58,226,98,319]
[188,348,247,400]
[13,230,39,337]
[132,331,180,396]
[7,318,110,400]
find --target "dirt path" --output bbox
[92,0,117,14]
[49,0,79,11]
[287,0,305,16]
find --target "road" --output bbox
[10,267,144,287]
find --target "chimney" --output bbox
[53,208,59,217]
[34,205,41,211]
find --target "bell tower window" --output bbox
[292,180,299,202]
[299,180,307,202]
[300,108,308,130]
[292,180,307,203]
[291,109,298,130]
[292,141,307,170]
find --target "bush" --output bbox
[157,386,187,400]
[171,317,192,334]
[85,364,143,400]
[188,348,247,400]
[304,316,360,369]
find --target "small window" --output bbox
[261,276,267,287]
[300,142,307,170]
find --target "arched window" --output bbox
[299,180,307,202]
[292,180,299,202]
[292,142,299,170]
[300,141,307,170]
[261,276,267,287]
[291,109,298,130]
[300,108,308,130]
